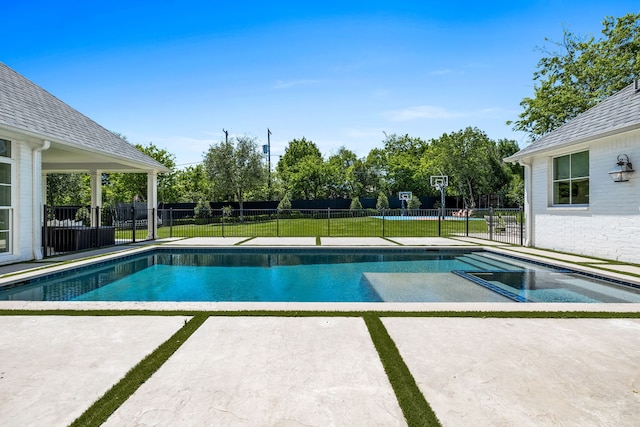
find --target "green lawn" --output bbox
[116,216,493,240]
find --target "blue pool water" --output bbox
[1,249,639,303]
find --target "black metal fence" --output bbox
[42,206,524,257]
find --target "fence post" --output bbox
[489,206,494,241]
[131,206,136,243]
[151,208,156,240]
[169,208,173,238]
[465,208,469,237]
[221,209,225,238]
[437,212,441,237]
[276,209,280,237]
[382,208,385,237]
[327,207,330,237]
[519,205,524,246]
[43,205,49,258]
[94,206,100,248]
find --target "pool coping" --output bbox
[1,242,640,312]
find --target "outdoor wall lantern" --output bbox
[608,154,634,182]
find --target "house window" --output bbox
[0,139,12,253]
[552,151,589,205]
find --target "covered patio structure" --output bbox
[0,61,169,264]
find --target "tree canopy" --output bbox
[202,135,266,211]
[510,13,640,139]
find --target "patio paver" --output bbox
[384,317,640,427]
[103,317,405,426]
[0,316,188,427]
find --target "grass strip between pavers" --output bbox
[3,309,636,426]
[69,314,209,427]
[364,315,441,427]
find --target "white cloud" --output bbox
[384,105,509,122]
[273,79,319,89]
[385,105,464,121]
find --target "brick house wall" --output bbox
[528,129,640,263]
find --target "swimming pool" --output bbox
[1,248,639,303]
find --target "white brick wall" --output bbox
[0,137,39,265]
[529,130,640,263]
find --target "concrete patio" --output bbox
[0,237,639,426]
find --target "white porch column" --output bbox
[90,169,102,226]
[32,140,50,260]
[522,161,533,247]
[147,171,158,239]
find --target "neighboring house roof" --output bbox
[0,61,168,172]
[505,81,640,162]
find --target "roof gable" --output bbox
[506,81,640,161]
[0,62,168,172]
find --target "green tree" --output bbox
[422,127,503,209]
[326,147,358,198]
[277,193,291,210]
[286,156,328,200]
[376,192,389,210]
[203,135,265,215]
[46,173,90,206]
[383,133,430,195]
[175,164,211,202]
[104,142,178,204]
[277,138,327,199]
[349,197,363,210]
[511,13,640,139]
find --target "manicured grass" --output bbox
[116,216,491,240]
[364,315,441,427]
[4,309,638,426]
[69,314,209,427]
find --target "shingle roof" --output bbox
[0,62,168,171]
[505,81,640,161]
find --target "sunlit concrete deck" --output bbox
[1,238,639,426]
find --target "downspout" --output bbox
[519,158,533,247]
[32,140,50,260]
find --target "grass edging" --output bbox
[69,314,208,427]
[364,315,441,427]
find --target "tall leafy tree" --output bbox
[422,127,505,209]
[174,164,211,202]
[276,137,326,199]
[104,142,178,205]
[203,135,265,213]
[383,133,430,195]
[326,147,357,198]
[510,13,640,139]
[46,173,89,206]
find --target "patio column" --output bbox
[90,169,102,226]
[146,171,158,239]
[522,160,533,247]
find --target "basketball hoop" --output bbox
[430,175,448,219]
[398,191,413,201]
[430,175,448,190]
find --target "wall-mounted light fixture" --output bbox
[608,154,634,182]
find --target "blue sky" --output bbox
[3,1,639,168]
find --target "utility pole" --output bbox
[267,128,272,200]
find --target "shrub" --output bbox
[194,200,211,219]
[376,192,389,210]
[75,206,91,226]
[350,197,363,210]
[278,194,291,210]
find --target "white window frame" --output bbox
[551,150,589,207]
[0,139,13,254]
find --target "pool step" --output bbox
[456,255,502,271]
[459,253,522,271]
[361,272,513,303]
